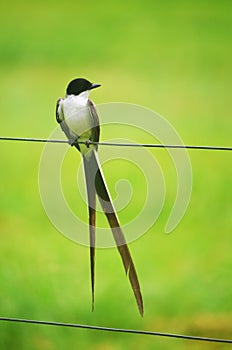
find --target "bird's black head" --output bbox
[66,78,101,96]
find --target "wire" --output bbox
[90,141,232,151]
[0,136,68,144]
[0,136,232,151]
[0,317,231,344]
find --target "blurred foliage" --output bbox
[0,0,232,349]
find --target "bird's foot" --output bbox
[68,137,78,146]
[85,139,91,148]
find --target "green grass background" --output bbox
[1,0,232,349]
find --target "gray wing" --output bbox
[56,98,63,123]
[88,99,100,145]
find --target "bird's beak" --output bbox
[89,83,101,90]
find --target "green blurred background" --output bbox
[1,0,232,349]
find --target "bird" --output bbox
[56,78,143,316]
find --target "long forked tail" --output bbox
[83,154,97,311]
[84,149,144,316]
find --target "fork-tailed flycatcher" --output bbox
[56,78,143,316]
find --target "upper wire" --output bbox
[0,136,232,151]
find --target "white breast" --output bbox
[62,92,92,137]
